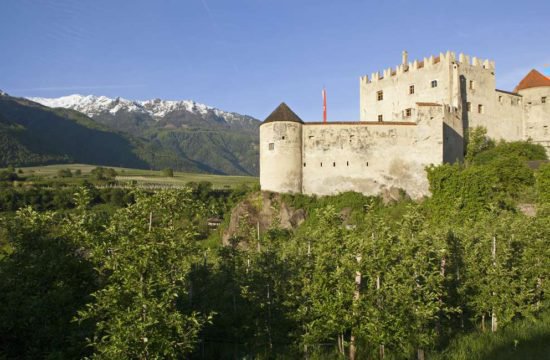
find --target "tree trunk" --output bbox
[417,348,424,360]
[379,344,385,359]
[481,314,485,332]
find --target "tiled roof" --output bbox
[262,102,303,124]
[514,69,550,92]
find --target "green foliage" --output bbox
[473,141,548,166]
[90,166,117,181]
[0,167,549,359]
[57,168,73,177]
[0,168,20,182]
[536,163,550,205]
[162,167,174,177]
[433,304,550,360]
[466,126,495,164]
[77,190,210,358]
[428,139,543,217]
[0,207,98,358]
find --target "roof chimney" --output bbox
[402,50,408,65]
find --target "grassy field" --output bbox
[8,164,259,189]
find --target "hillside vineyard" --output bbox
[260,51,550,197]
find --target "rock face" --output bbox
[222,192,306,246]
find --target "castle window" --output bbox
[469,80,475,90]
[366,162,369,166]
[378,114,383,122]
[542,97,547,104]
[478,104,484,114]
[431,80,438,88]
[405,108,412,117]
[466,102,472,112]
[333,162,336,167]
[282,136,285,140]
[346,161,349,166]
[498,95,503,103]
[409,85,415,94]
[268,143,274,150]
[320,162,323,167]
[377,91,383,101]
[303,162,306,167]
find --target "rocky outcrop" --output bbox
[222,191,306,246]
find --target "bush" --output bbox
[162,168,174,177]
[473,141,547,166]
[57,169,73,178]
[90,167,117,181]
[535,163,550,205]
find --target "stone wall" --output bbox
[301,105,448,198]
[520,86,550,154]
[360,53,453,122]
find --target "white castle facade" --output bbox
[260,51,550,198]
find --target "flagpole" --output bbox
[323,87,327,123]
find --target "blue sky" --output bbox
[1,0,549,121]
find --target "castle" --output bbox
[260,51,550,198]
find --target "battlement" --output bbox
[360,51,495,84]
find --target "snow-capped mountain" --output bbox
[1,92,260,175]
[28,94,259,127]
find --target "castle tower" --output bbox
[259,103,303,193]
[514,69,550,153]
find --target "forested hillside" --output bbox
[0,136,548,359]
[28,94,261,175]
[0,94,152,168]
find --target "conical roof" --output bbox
[514,69,550,92]
[262,102,303,124]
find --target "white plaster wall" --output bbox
[457,62,523,141]
[520,87,550,154]
[360,56,452,122]
[259,122,303,193]
[301,107,445,198]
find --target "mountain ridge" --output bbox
[28,94,259,128]
[1,92,260,175]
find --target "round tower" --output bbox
[259,102,303,194]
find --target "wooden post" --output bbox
[417,348,425,360]
[350,255,362,360]
[491,236,497,332]
[148,211,153,232]
[257,221,261,253]
[377,275,384,359]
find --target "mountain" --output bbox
[28,95,259,135]
[0,92,152,169]
[20,94,260,175]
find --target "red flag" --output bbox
[322,87,327,123]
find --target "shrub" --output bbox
[162,168,174,177]
[57,169,73,178]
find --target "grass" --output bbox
[8,164,259,189]
[432,309,550,360]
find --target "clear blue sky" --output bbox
[1,0,549,121]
